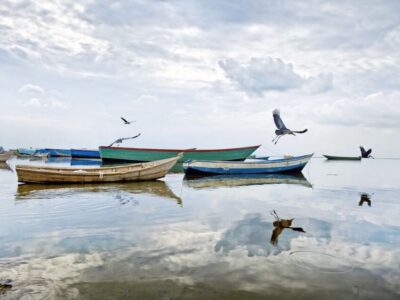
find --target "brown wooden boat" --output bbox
[16,155,181,184]
[0,152,11,162]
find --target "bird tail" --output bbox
[293,129,308,134]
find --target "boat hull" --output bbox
[0,152,11,162]
[323,155,361,161]
[99,145,260,163]
[71,149,101,159]
[16,155,180,184]
[183,154,313,175]
[36,148,71,157]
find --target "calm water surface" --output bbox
[0,157,399,299]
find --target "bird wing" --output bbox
[273,109,287,130]
[270,226,283,246]
[360,146,366,156]
[290,227,306,233]
[366,148,372,156]
[293,129,308,134]
[121,117,128,123]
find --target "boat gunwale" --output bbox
[16,156,179,175]
[184,153,314,166]
[99,145,261,153]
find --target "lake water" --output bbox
[0,157,399,299]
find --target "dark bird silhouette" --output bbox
[270,210,306,246]
[360,146,374,158]
[272,109,308,144]
[359,193,372,207]
[109,133,141,146]
[121,117,136,125]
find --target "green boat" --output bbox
[323,155,361,161]
[99,145,260,163]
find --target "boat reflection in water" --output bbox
[70,159,102,167]
[183,173,312,189]
[15,180,182,206]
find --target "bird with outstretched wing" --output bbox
[121,117,136,125]
[360,146,373,158]
[272,109,308,144]
[109,133,141,146]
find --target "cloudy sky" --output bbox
[1,0,399,156]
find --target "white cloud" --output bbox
[219,57,332,96]
[19,83,44,95]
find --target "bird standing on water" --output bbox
[360,146,374,158]
[270,210,306,246]
[121,117,136,125]
[272,109,308,144]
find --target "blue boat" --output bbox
[35,148,71,157]
[17,148,36,156]
[183,154,313,175]
[71,149,100,159]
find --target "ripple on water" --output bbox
[289,251,354,274]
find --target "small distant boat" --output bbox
[17,148,36,156]
[99,145,260,163]
[35,148,71,157]
[323,155,361,161]
[183,154,313,175]
[32,152,49,159]
[0,152,11,162]
[16,155,181,184]
[71,149,101,159]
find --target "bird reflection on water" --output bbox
[359,193,372,207]
[270,210,306,246]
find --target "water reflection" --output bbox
[184,173,312,189]
[359,193,372,207]
[70,159,102,167]
[15,181,182,206]
[270,210,306,246]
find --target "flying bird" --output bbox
[109,133,141,146]
[270,210,306,246]
[360,146,373,158]
[272,109,308,144]
[121,117,136,125]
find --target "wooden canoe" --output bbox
[0,152,11,162]
[183,154,313,175]
[99,145,260,163]
[323,155,361,161]
[16,155,181,184]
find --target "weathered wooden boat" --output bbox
[184,173,312,189]
[35,148,71,157]
[183,154,313,175]
[323,155,361,161]
[99,145,260,163]
[71,149,101,159]
[16,155,181,184]
[0,152,11,162]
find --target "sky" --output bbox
[0,0,400,157]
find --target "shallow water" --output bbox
[0,157,399,299]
